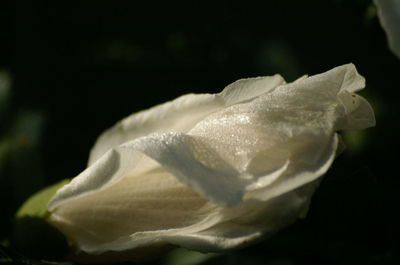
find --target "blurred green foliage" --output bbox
[0,0,399,264]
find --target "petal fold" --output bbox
[47,64,375,256]
[88,75,286,165]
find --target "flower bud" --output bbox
[47,64,375,257]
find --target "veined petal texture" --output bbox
[47,64,375,255]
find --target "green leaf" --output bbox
[11,180,71,260]
[16,179,69,219]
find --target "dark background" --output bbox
[0,0,399,264]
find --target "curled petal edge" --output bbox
[88,75,286,165]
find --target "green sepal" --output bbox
[11,180,70,261]
[16,179,69,219]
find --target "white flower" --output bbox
[47,64,375,256]
[374,0,400,58]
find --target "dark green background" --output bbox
[0,0,399,264]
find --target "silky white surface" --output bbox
[48,64,375,254]
[88,75,285,165]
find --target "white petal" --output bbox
[88,94,221,166]
[189,184,319,252]
[88,75,285,165]
[247,134,338,202]
[219,74,285,105]
[129,133,245,207]
[49,146,143,211]
[186,65,362,195]
[47,128,314,253]
[48,64,375,255]
[374,0,400,58]
[48,159,221,253]
[338,91,376,130]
